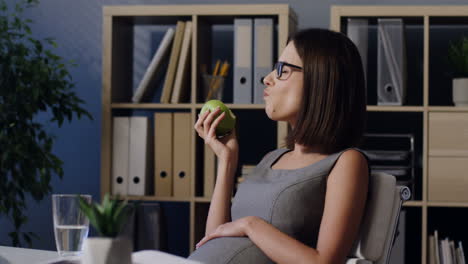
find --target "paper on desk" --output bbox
[133,250,203,264]
[40,250,202,264]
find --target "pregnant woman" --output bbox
[189,28,370,264]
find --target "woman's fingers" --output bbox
[208,111,225,138]
[194,109,211,137]
[196,233,217,249]
[203,107,221,136]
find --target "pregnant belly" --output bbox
[188,237,273,264]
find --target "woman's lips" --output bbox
[263,91,269,97]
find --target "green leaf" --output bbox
[0,0,93,246]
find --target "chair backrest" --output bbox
[346,172,411,264]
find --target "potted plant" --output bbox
[78,194,134,264]
[0,0,92,246]
[447,35,468,106]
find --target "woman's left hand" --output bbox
[196,216,258,249]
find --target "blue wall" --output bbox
[2,0,468,252]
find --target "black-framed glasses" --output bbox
[273,61,303,80]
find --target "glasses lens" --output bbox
[274,62,282,79]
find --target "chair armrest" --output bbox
[346,258,373,264]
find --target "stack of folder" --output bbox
[111,113,192,198]
[112,116,153,196]
[233,18,274,104]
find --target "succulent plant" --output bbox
[447,36,468,78]
[78,194,132,238]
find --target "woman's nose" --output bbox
[263,71,275,86]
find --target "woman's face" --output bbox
[263,42,304,126]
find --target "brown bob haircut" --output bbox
[285,28,367,154]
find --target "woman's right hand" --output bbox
[194,106,239,163]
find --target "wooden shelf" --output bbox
[194,103,266,109]
[428,106,468,112]
[111,103,193,109]
[194,197,212,203]
[427,201,468,208]
[366,105,425,112]
[126,196,191,202]
[404,200,424,207]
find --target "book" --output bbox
[170,21,192,103]
[435,230,441,264]
[429,235,436,264]
[132,28,175,103]
[160,21,186,103]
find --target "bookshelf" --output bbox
[331,5,468,264]
[101,4,297,255]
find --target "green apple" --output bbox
[200,100,236,137]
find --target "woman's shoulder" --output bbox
[331,148,370,178]
[332,148,370,174]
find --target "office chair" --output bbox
[346,172,411,264]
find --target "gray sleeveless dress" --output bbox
[188,148,367,264]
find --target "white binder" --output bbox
[377,19,406,106]
[128,117,151,196]
[233,19,253,104]
[253,18,273,104]
[112,117,130,195]
[347,18,368,81]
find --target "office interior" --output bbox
[1,0,468,263]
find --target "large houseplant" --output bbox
[0,0,92,246]
[79,194,134,264]
[447,35,468,106]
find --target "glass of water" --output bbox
[52,194,91,257]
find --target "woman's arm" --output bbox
[197,149,368,264]
[193,107,239,235]
[205,157,237,235]
[245,149,369,264]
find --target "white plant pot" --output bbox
[82,237,132,264]
[453,78,468,107]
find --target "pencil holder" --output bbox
[202,74,225,101]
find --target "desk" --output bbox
[0,246,202,264]
[0,246,60,264]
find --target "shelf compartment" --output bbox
[159,202,191,257]
[107,16,192,104]
[340,17,424,106]
[429,17,468,106]
[195,16,278,104]
[366,111,423,200]
[427,207,468,259]
[391,207,422,264]
[194,202,210,249]
[428,156,468,202]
